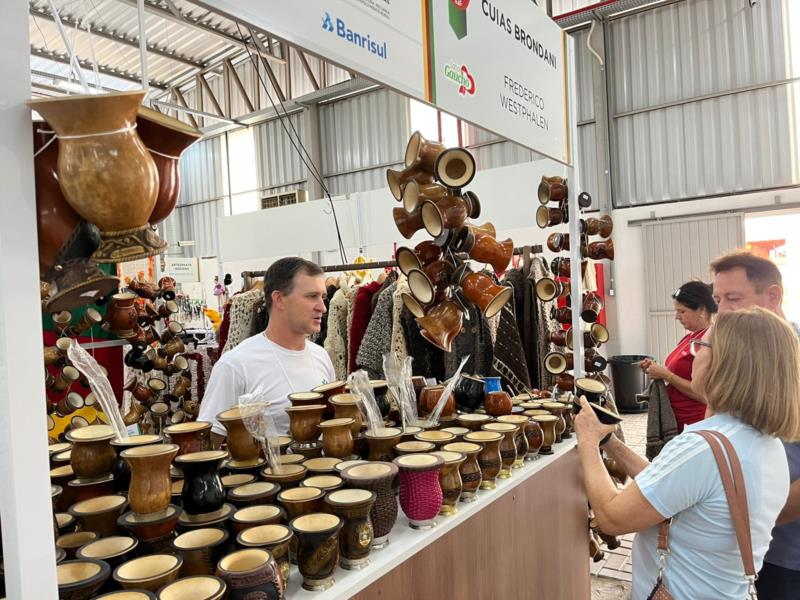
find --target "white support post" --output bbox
[0,2,59,598]
[566,34,585,380]
[137,0,150,101]
[46,0,90,93]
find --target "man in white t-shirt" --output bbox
[199,257,336,444]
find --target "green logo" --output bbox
[443,62,475,96]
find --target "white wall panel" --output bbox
[253,113,308,192]
[577,123,599,205]
[614,80,800,206]
[572,28,596,123]
[175,199,224,259]
[611,0,795,113]
[178,136,225,204]
[164,137,226,259]
[325,169,392,198]
[642,214,744,360]
[320,88,409,194]
[609,0,800,207]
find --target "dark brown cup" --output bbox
[172,527,229,576]
[537,175,568,204]
[236,524,293,590]
[536,204,566,228]
[216,548,282,600]
[581,292,604,323]
[290,513,343,591]
[325,489,377,570]
[339,462,398,549]
[587,240,615,261]
[582,214,614,238]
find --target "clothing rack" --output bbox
[241,245,543,289]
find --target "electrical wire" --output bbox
[233,22,348,264]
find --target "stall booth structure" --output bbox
[0,0,595,597]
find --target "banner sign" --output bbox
[426,0,569,164]
[198,0,569,164]
[200,0,427,100]
[164,257,199,283]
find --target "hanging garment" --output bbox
[490,304,531,396]
[312,283,338,346]
[390,279,410,363]
[222,288,266,354]
[504,268,535,385]
[356,282,397,379]
[371,271,397,312]
[444,305,493,379]
[642,380,677,459]
[324,288,350,381]
[216,301,232,358]
[400,305,445,381]
[348,281,382,373]
[529,256,557,390]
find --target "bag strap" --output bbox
[692,430,756,578]
[654,430,757,596]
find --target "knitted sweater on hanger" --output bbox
[324,288,350,381]
[348,281,382,373]
[222,289,266,354]
[356,282,397,379]
[390,279,411,362]
[444,304,493,379]
[371,271,397,312]
[490,303,531,396]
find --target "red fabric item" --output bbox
[664,329,707,432]
[216,301,232,360]
[595,263,606,326]
[348,281,382,373]
[43,330,124,407]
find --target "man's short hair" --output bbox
[710,250,782,293]
[264,257,323,311]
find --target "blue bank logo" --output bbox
[321,11,388,60]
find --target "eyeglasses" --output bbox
[689,339,712,357]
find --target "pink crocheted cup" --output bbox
[394,453,444,530]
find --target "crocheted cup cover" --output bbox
[398,470,443,522]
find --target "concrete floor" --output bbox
[589,411,648,599]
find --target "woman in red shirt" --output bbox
[639,281,717,432]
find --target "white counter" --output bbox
[285,439,579,599]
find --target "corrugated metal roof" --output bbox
[28,0,231,88]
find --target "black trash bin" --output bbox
[609,355,651,414]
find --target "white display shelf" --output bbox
[284,439,578,599]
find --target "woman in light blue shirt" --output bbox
[575,307,800,599]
